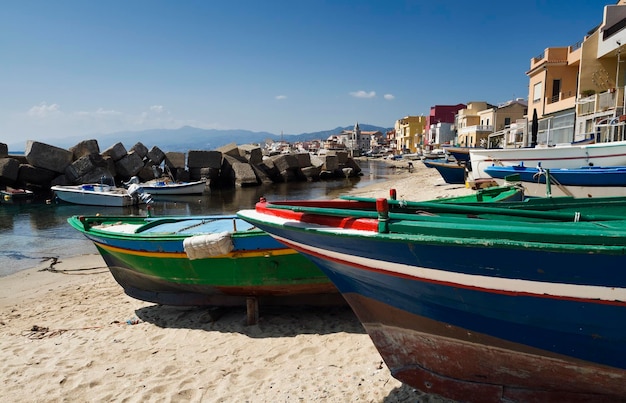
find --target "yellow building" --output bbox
[395,116,427,153]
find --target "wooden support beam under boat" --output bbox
[246,297,259,325]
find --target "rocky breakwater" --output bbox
[0,140,362,196]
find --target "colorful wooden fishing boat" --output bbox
[67,214,341,309]
[238,196,626,401]
[485,164,626,198]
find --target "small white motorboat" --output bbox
[135,178,207,195]
[51,183,152,207]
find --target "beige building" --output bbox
[395,116,427,153]
[455,101,494,147]
[526,1,626,146]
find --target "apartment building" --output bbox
[527,1,626,146]
[395,115,427,153]
[455,101,495,147]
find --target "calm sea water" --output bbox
[0,160,397,277]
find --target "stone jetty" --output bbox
[0,140,361,195]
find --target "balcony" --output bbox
[544,90,577,114]
[457,125,494,135]
[576,87,625,117]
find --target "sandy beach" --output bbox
[0,162,467,402]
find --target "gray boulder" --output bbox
[65,153,111,184]
[231,161,258,187]
[130,142,149,159]
[18,164,56,187]
[102,142,127,161]
[69,140,100,160]
[25,141,73,173]
[238,144,263,165]
[0,158,19,185]
[216,143,241,158]
[188,150,223,169]
[147,146,166,165]
[115,151,144,177]
[165,152,186,170]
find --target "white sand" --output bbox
[0,163,463,402]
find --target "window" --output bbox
[533,82,543,103]
[504,117,511,127]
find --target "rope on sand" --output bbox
[22,319,141,339]
[37,256,108,275]
[22,324,101,339]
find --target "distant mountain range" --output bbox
[8,124,392,153]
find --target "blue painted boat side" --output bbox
[429,162,466,184]
[306,254,625,368]
[247,222,626,370]
[485,165,626,186]
[260,224,626,288]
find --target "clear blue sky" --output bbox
[0,0,615,145]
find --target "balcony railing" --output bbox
[457,125,494,135]
[576,87,625,117]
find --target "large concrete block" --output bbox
[165,152,186,170]
[115,151,144,177]
[188,150,223,169]
[25,141,73,173]
[322,155,339,171]
[0,143,8,158]
[216,143,241,158]
[147,146,165,165]
[310,155,324,168]
[137,164,159,182]
[102,142,127,161]
[130,142,149,159]
[295,152,312,167]
[334,150,349,164]
[238,144,263,165]
[270,154,299,172]
[69,139,100,160]
[65,153,110,183]
[0,158,19,184]
[102,155,117,178]
[231,161,258,187]
[17,164,56,186]
[344,158,362,175]
[301,165,322,180]
[249,164,273,184]
[78,166,115,185]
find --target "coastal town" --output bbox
[3,2,626,403]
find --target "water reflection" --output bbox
[0,159,395,276]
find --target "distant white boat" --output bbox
[138,179,207,195]
[125,177,207,195]
[51,183,151,207]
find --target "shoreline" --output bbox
[0,164,461,402]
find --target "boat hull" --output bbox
[68,215,341,307]
[140,180,206,195]
[485,165,626,198]
[52,185,141,206]
[469,141,626,179]
[427,161,466,184]
[238,204,626,400]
